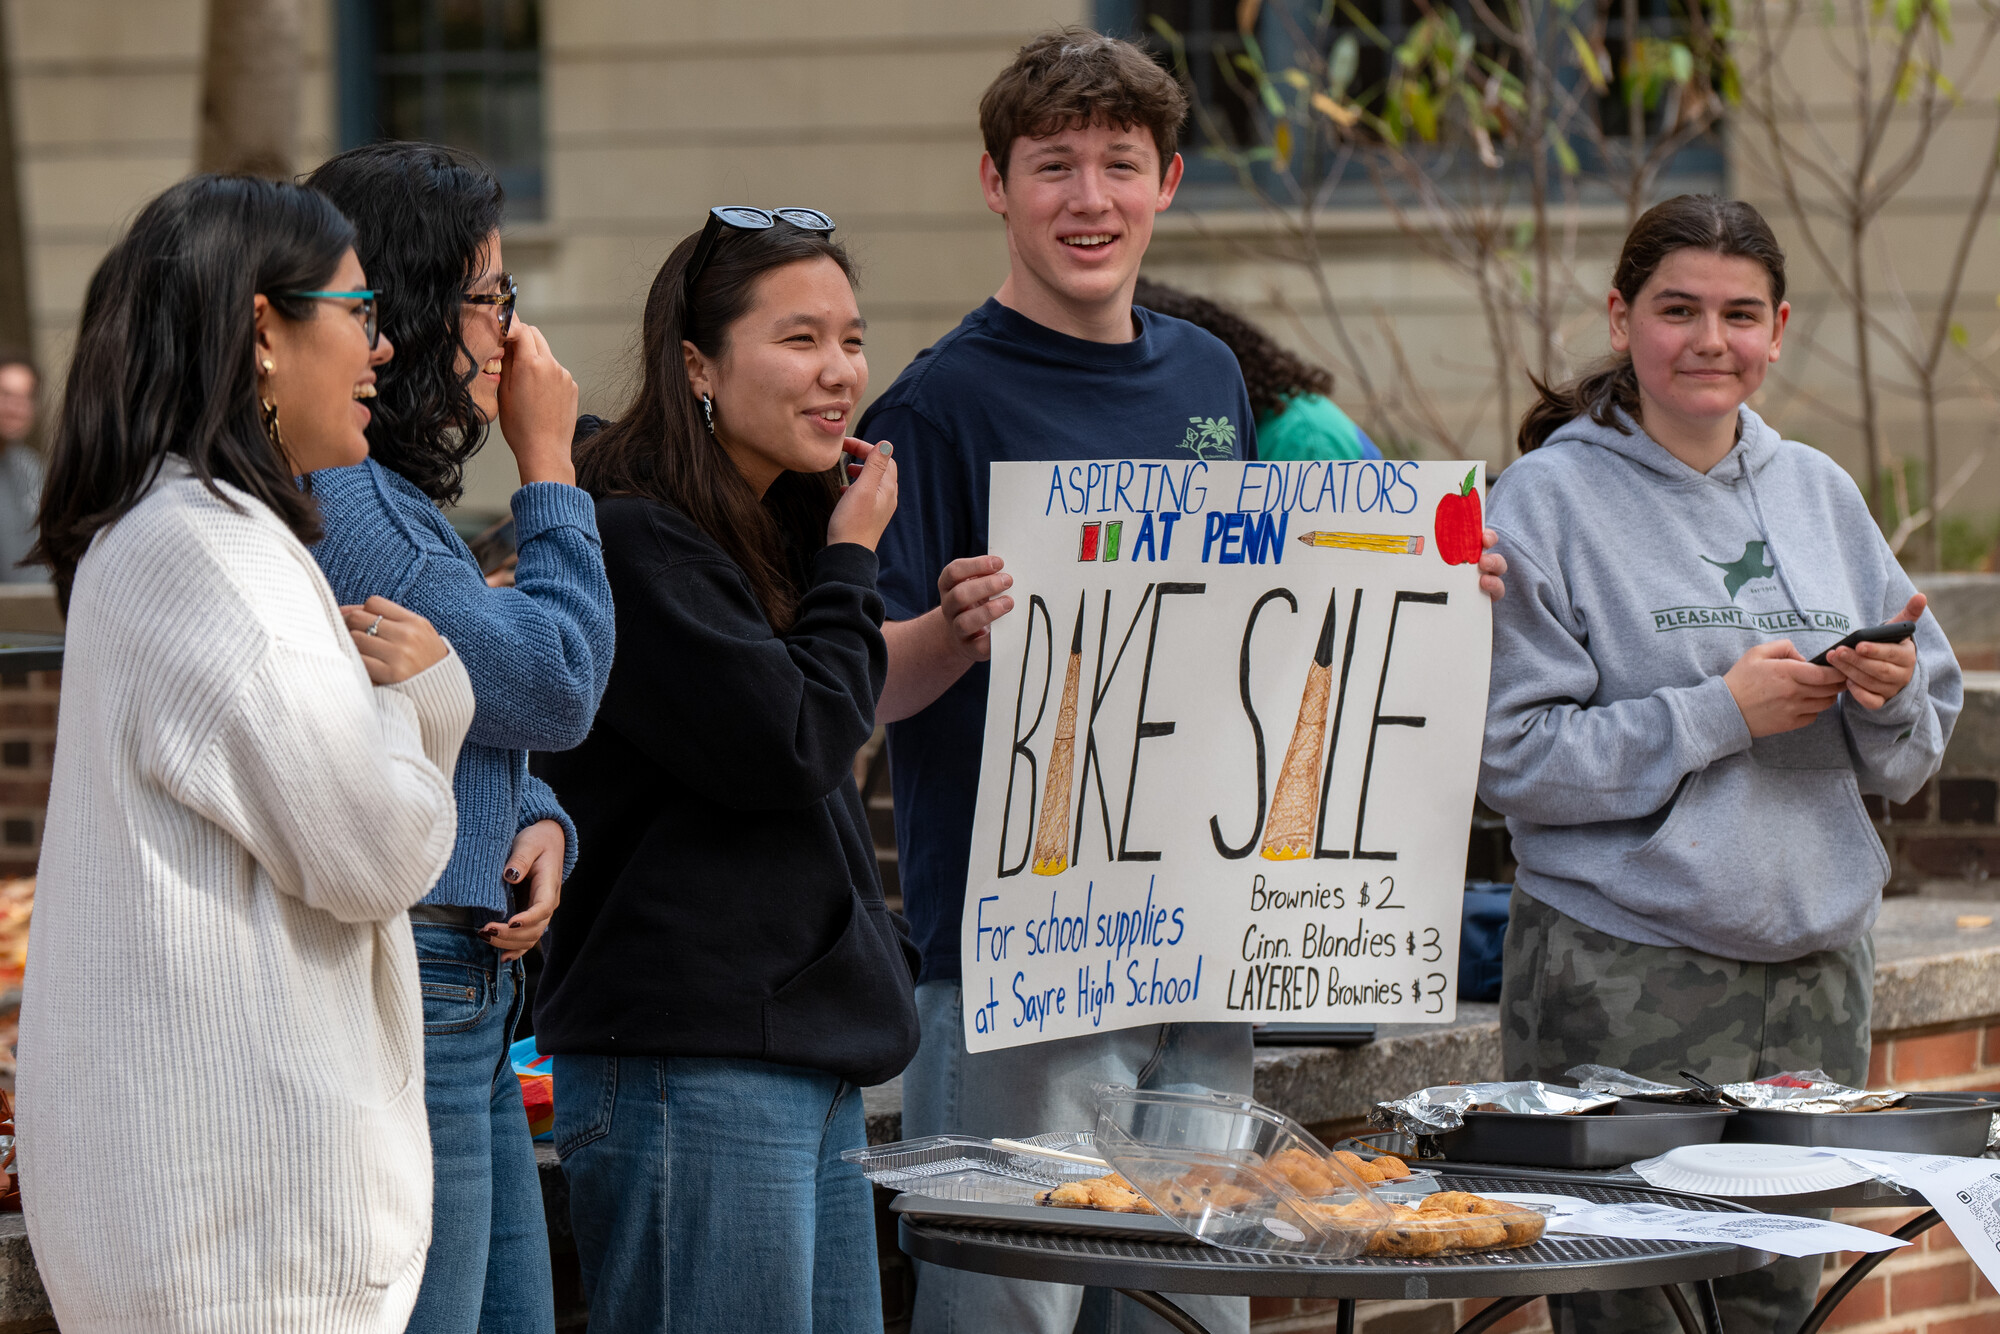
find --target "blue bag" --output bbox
[1459,882,1513,1002]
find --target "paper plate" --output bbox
[1631,1143,1876,1196]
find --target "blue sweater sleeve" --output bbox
[321,468,615,753]
[518,766,579,881]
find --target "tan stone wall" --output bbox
[503,0,1086,513]
[12,0,2000,521]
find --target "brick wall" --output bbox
[0,671,55,881]
[1252,1023,2000,1334]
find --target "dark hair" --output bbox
[304,142,504,504]
[1132,277,1332,420]
[1518,194,1787,453]
[981,27,1188,179]
[577,223,855,631]
[32,175,354,610]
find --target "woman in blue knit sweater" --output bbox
[303,144,615,1334]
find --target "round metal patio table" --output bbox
[896,1169,1780,1334]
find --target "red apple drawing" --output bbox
[1434,467,1482,566]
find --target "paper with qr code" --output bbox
[1523,1200,1906,1258]
[1832,1149,2000,1290]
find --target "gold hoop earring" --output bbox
[260,396,287,456]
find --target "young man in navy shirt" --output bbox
[861,28,1504,1334]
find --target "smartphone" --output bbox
[1809,620,1916,667]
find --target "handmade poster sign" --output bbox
[963,458,1493,1052]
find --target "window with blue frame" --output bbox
[1098,0,1722,208]
[336,0,545,221]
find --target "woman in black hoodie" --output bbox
[532,210,917,1333]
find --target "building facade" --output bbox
[11,0,2000,523]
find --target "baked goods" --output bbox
[1307,1189,1546,1256]
[1332,1149,1413,1183]
[1037,1174,1158,1214]
[1155,1163,1261,1214]
[1271,1146,1412,1190]
[1418,1191,1545,1247]
[1368,1153,1412,1181]
[1366,1204,1452,1257]
[1270,1147,1338,1195]
[1036,1164,1260,1216]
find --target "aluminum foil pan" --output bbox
[1371,1082,1617,1136]
[1568,1066,1907,1114]
[1712,1071,1905,1114]
[1566,1065,1699,1100]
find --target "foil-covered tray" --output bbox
[1568,1066,1906,1113]
[1372,1082,1618,1137]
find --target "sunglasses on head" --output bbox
[683,207,836,301]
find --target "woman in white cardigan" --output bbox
[17,175,476,1333]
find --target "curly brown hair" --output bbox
[1132,277,1333,421]
[980,28,1188,179]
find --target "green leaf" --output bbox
[1273,119,1294,171]
[1460,466,1478,495]
[1895,0,1919,33]
[1669,42,1695,85]
[1281,68,1312,90]
[1952,321,1970,347]
[1404,84,1439,140]
[1330,34,1360,92]
[1567,26,1608,92]
[1549,129,1581,176]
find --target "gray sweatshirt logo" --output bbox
[1699,540,1777,601]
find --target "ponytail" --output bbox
[1517,194,1786,454]
[1518,359,1642,453]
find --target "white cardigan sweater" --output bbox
[17,460,474,1333]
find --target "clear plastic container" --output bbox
[1091,1084,1394,1258]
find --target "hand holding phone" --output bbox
[1808,620,1917,668]
[1818,595,1926,711]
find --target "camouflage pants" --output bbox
[1501,888,1874,1334]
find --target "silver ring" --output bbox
[366,614,383,637]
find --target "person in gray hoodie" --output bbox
[1482,195,1961,1334]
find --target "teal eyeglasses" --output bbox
[276,289,381,349]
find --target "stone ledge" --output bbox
[858,897,2000,1144]
[0,1215,50,1328]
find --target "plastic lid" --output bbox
[1092,1084,1393,1258]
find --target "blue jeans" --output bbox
[902,981,1253,1334]
[405,924,555,1334]
[553,1055,882,1334]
